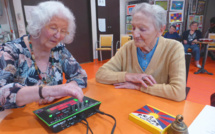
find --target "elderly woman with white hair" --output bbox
[0,1,87,110]
[96,3,186,101]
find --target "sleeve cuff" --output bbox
[140,86,149,93]
[117,72,127,83]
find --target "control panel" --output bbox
[33,96,101,132]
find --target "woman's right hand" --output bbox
[183,40,188,44]
[125,73,157,88]
[48,81,84,102]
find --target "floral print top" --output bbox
[0,35,87,110]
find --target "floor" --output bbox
[79,57,215,106]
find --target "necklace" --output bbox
[28,36,54,84]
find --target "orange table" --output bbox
[0,78,205,134]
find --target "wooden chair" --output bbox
[95,34,113,61]
[116,34,132,51]
[208,33,215,51]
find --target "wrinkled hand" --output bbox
[183,40,188,44]
[114,82,141,90]
[38,96,55,105]
[51,81,84,102]
[125,73,156,88]
[38,96,62,105]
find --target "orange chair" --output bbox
[95,34,113,61]
[116,34,132,51]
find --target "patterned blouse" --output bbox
[0,35,87,110]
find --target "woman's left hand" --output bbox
[38,96,63,105]
[38,96,55,105]
[114,82,141,90]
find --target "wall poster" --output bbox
[169,11,183,23]
[155,0,168,10]
[127,5,136,15]
[170,0,185,11]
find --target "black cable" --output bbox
[83,118,89,134]
[80,121,93,134]
[80,117,93,134]
[95,109,116,134]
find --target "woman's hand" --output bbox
[38,96,55,105]
[183,40,188,44]
[192,39,197,45]
[114,82,141,90]
[38,96,62,105]
[47,81,84,102]
[125,73,156,88]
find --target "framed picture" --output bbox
[187,15,203,31]
[187,15,195,29]
[126,24,132,31]
[190,0,198,13]
[198,15,203,31]
[196,1,205,15]
[169,12,183,23]
[127,5,136,15]
[199,15,203,26]
[126,16,132,24]
[155,0,168,10]
[126,30,132,34]
[170,0,185,11]
[175,23,182,35]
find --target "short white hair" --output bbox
[131,3,166,30]
[27,1,76,44]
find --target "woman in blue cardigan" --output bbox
[182,21,202,68]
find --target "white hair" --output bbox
[27,1,76,44]
[131,3,166,30]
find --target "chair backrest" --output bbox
[185,53,191,84]
[208,33,215,47]
[120,34,132,47]
[100,34,113,47]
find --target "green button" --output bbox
[74,99,78,102]
[75,109,78,112]
[85,100,88,103]
[49,115,52,118]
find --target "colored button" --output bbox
[74,99,78,102]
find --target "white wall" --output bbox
[90,0,98,59]
[119,0,136,35]
[13,0,26,37]
[0,0,12,32]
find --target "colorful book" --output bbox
[129,104,175,134]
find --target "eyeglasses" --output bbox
[46,25,69,37]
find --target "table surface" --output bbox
[193,41,215,44]
[0,78,205,134]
